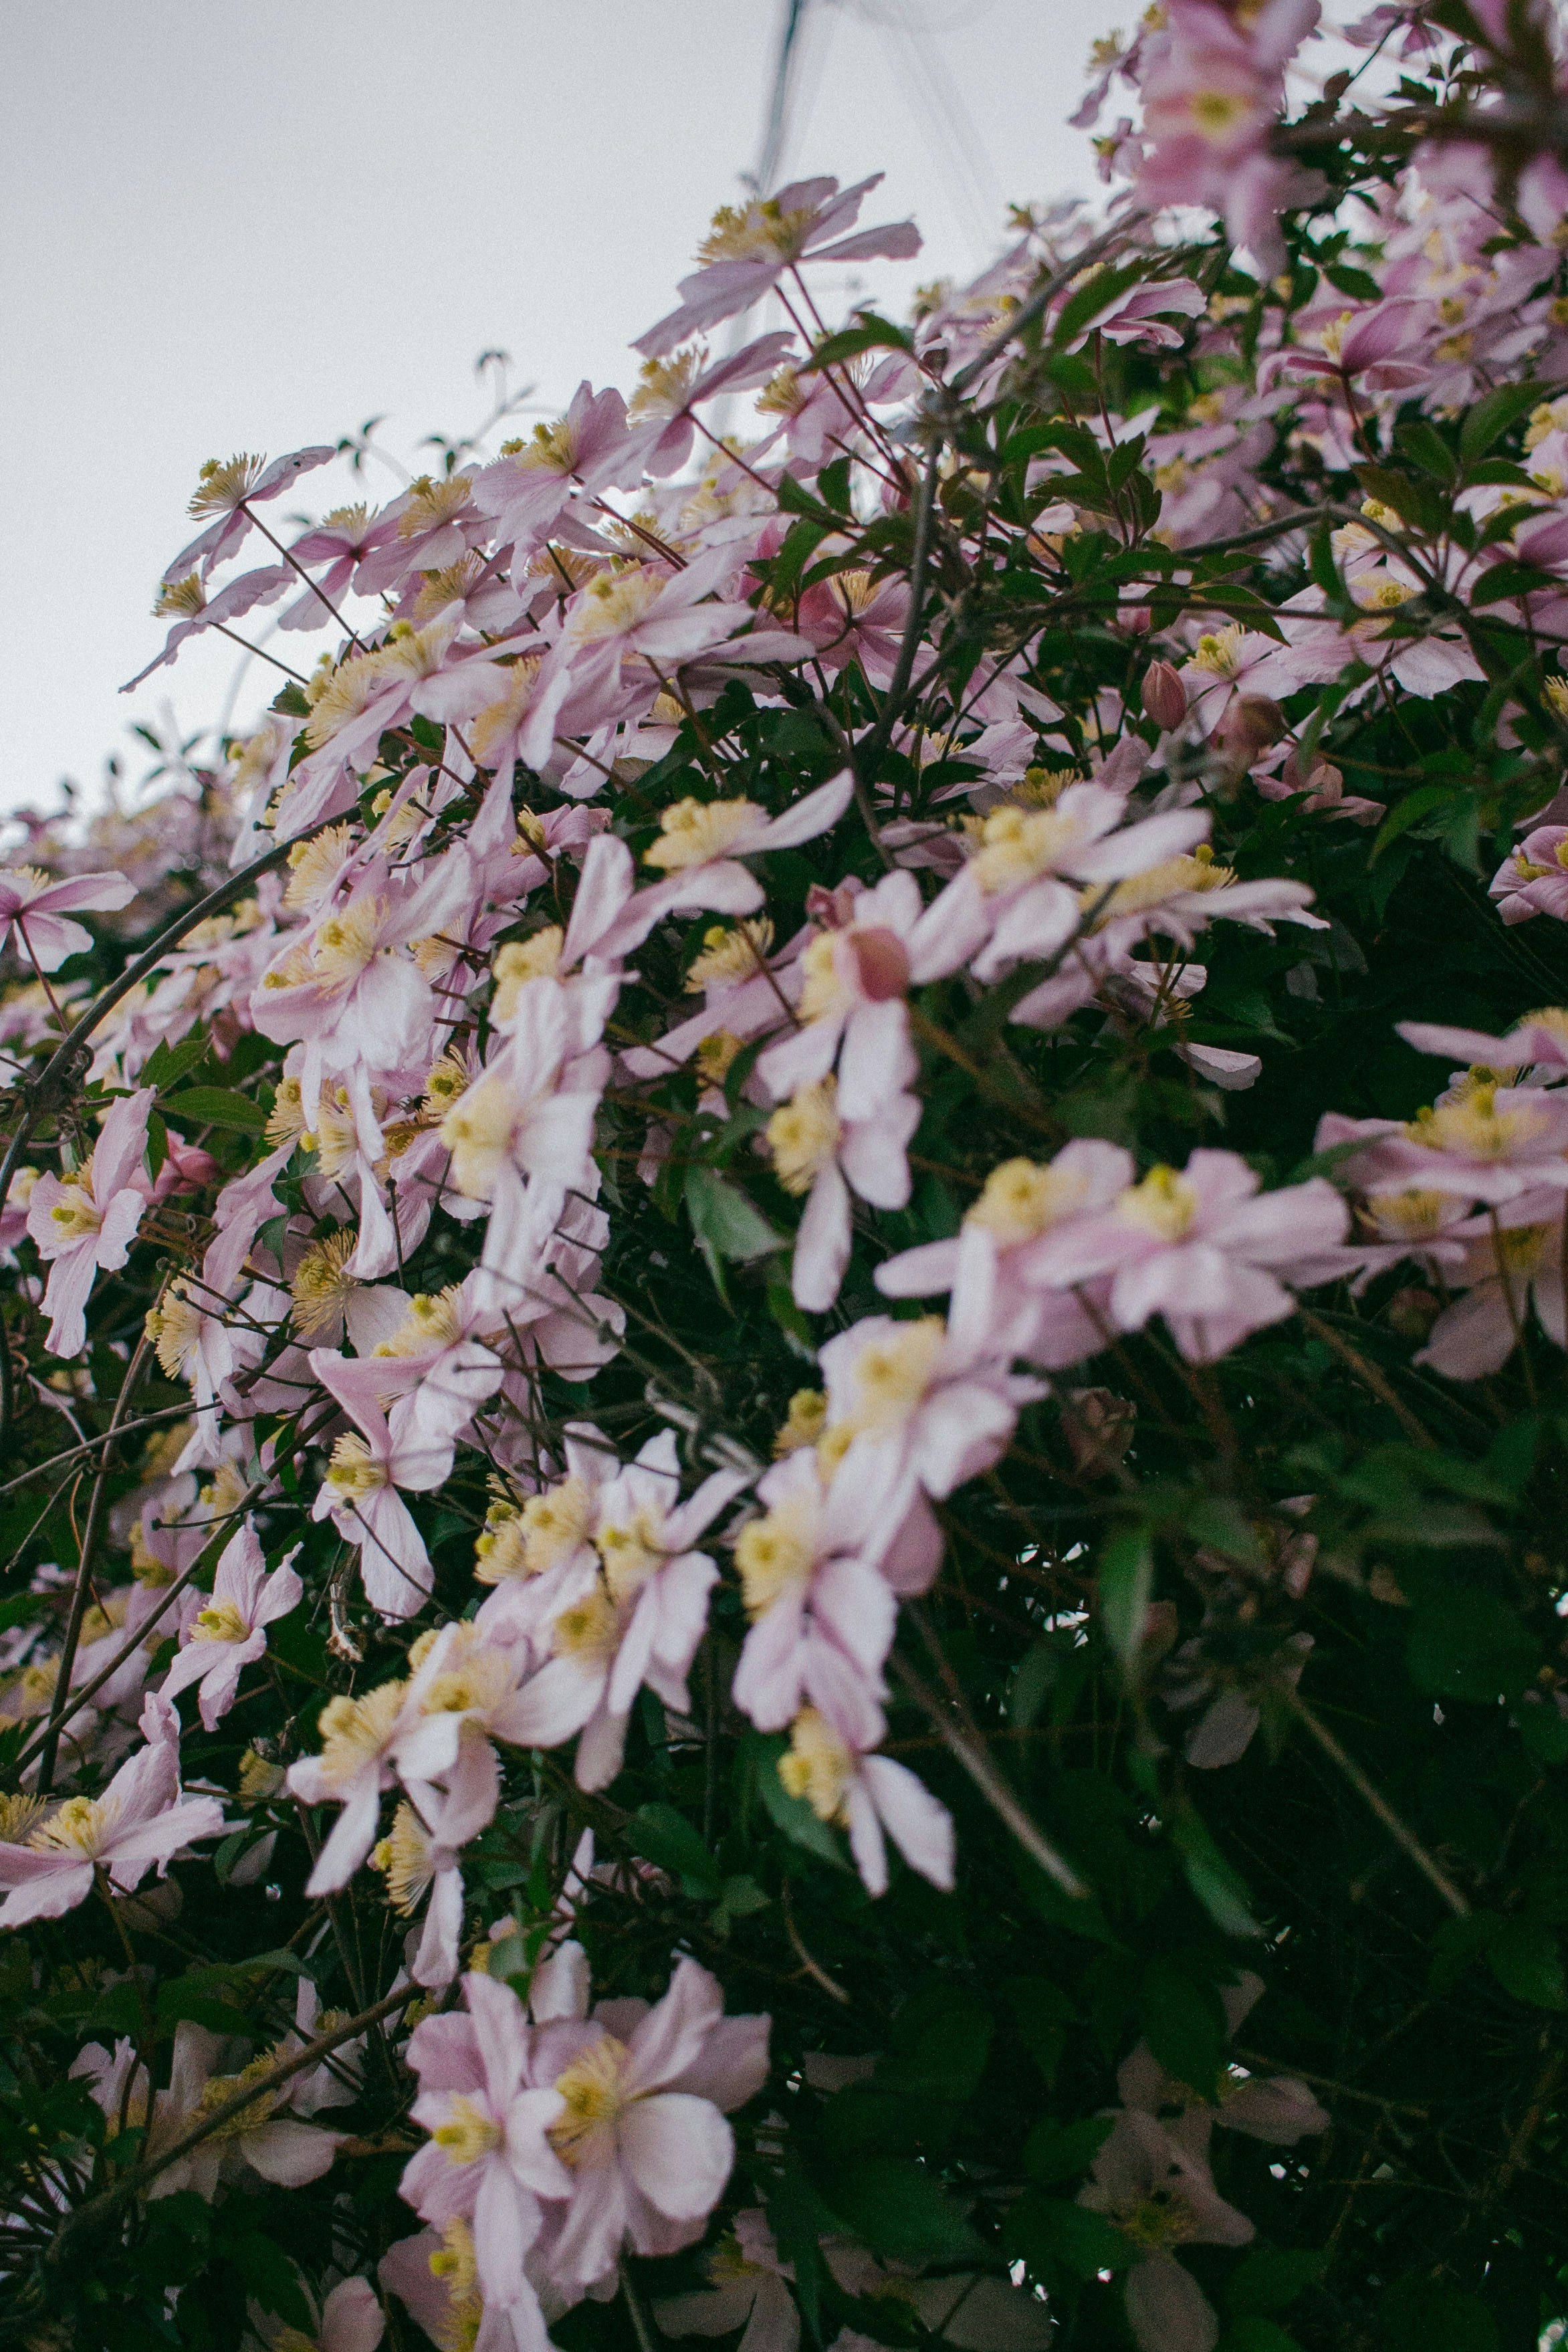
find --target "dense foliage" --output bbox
[8,5,1568,2347]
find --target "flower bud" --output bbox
[1140,659,1187,732]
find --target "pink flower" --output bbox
[1321,1083,1568,1205]
[402,1971,575,2330]
[816,1235,1043,1505]
[756,870,971,1119]
[766,1072,919,1313]
[0,867,134,970]
[1490,825,1568,924]
[253,2278,384,2352]
[1416,1188,1567,1379]
[1079,2109,1254,2352]
[653,2206,799,2352]
[0,1691,226,1926]
[796,572,913,689]
[157,1519,302,1731]
[156,444,337,584]
[27,1088,154,1358]
[774,1706,955,1899]
[503,1431,746,1790]
[472,383,645,564]
[1024,1149,1348,1363]
[878,1140,1135,1370]
[627,332,798,477]
[151,2014,343,2199]
[309,1348,475,1618]
[1117,1972,1329,2143]
[528,1953,770,2291]
[636,177,919,358]
[730,1447,940,1748]
[590,769,856,963]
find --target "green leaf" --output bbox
[1224,2250,1328,2316]
[803,311,913,369]
[1004,2190,1128,2281]
[155,1978,255,2037]
[1323,261,1383,300]
[143,1033,211,1093]
[1460,379,1555,461]
[1024,2115,1113,2184]
[1487,1916,1567,2009]
[1004,1978,1078,2085]
[1218,2324,1303,2352]
[1381,2276,1499,2351]
[878,1986,992,2104]
[1396,419,1458,479]
[1467,559,1560,605]
[1407,1588,1539,1703]
[685,1166,782,1273]
[0,1594,44,1636]
[627,1800,723,1899]
[1139,1959,1226,2097]
[1369,780,1462,862]
[1099,1527,1153,1664]
[821,2155,984,2264]
[162,1085,266,1134]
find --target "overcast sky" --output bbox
[1,0,1128,817]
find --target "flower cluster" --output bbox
[9,11,1568,2349]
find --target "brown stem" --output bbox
[1288,1689,1470,1917]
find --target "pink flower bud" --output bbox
[1141,660,1187,732]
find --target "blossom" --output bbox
[156,1519,302,1730]
[1022,1150,1348,1363]
[503,1431,746,1790]
[730,1445,938,1747]
[654,2208,799,2352]
[0,1691,226,1925]
[816,1233,1043,1506]
[401,1969,574,2335]
[1078,2108,1254,2352]
[528,1953,770,2290]
[253,2278,385,2352]
[1490,824,1568,924]
[0,866,135,970]
[309,1349,476,1619]
[766,1071,919,1312]
[637,176,920,358]
[1416,1189,1567,1378]
[776,1706,954,1898]
[27,1089,154,1358]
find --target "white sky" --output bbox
[1,0,1128,817]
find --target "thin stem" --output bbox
[1288,1689,1470,1918]
[891,1654,1087,1898]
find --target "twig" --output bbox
[891,1655,1087,1897]
[1288,1689,1470,1917]
[42,1980,416,2264]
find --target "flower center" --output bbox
[766,1077,841,1194]
[145,1285,204,1380]
[192,1599,249,1645]
[291,1231,361,1338]
[686,919,775,992]
[316,1680,408,1792]
[327,1433,388,1501]
[968,805,1082,895]
[1406,1087,1545,1161]
[548,2033,631,2166]
[645,797,761,872]
[29,1794,112,1858]
[433,2094,505,2165]
[372,1802,435,1915]
[966,1156,1090,1247]
[777,1707,853,1823]
[843,1317,945,1436]
[1118,1165,1198,1242]
[596,1506,667,1604]
[735,1497,818,1618]
[49,1173,101,1243]
[552,1585,621,1663]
